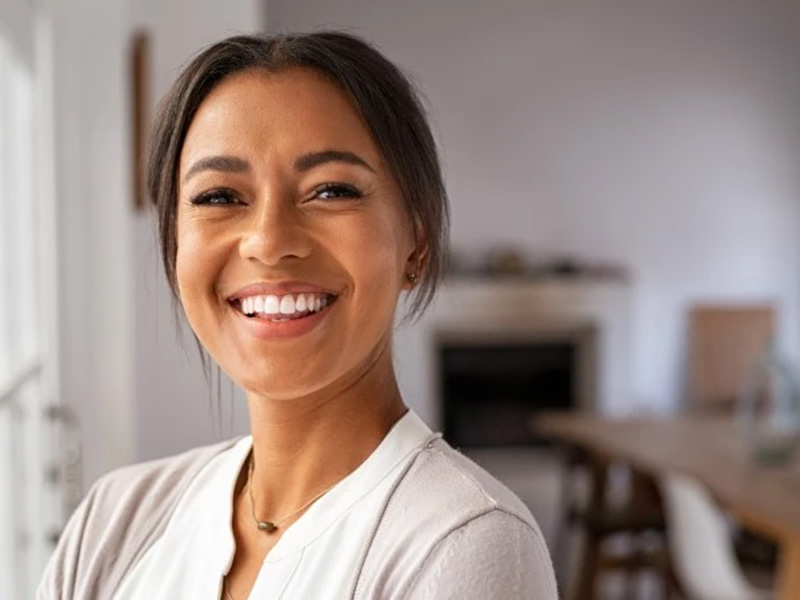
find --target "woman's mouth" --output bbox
[230,292,338,323]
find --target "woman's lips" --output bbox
[229,294,338,340]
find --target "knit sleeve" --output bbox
[37,438,241,599]
[404,509,558,600]
[37,477,102,600]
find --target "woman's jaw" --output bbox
[242,332,403,425]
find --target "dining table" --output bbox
[533,412,800,600]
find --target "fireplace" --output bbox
[392,277,632,429]
[436,324,597,447]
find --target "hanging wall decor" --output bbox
[131,30,150,212]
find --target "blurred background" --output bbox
[2,0,800,598]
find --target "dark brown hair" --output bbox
[146,31,449,321]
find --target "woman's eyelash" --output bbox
[189,189,241,206]
[314,183,363,200]
[189,183,363,206]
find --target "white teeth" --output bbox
[279,295,295,314]
[264,295,280,314]
[238,292,332,317]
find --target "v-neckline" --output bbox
[218,410,434,566]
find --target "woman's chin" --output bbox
[230,365,336,403]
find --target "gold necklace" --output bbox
[246,453,339,533]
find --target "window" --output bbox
[0,17,56,599]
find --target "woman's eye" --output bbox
[190,189,241,206]
[314,183,363,201]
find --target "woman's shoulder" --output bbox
[38,437,244,600]
[393,436,538,527]
[354,437,557,599]
[79,436,244,538]
[91,436,243,505]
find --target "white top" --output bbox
[113,411,434,599]
[39,409,557,599]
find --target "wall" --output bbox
[0,3,33,65]
[46,0,135,490]
[269,0,800,414]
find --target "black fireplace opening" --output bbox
[440,341,578,447]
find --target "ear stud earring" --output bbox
[406,272,419,284]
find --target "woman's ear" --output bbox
[403,220,429,290]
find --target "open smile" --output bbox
[230,292,339,323]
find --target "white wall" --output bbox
[268,0,800,414]
[46,0,135,490]
[0,3,33,66]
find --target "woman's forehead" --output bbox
[179,68,381,174]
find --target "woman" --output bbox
[39,32,557,599]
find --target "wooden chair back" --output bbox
[687,304,776,414]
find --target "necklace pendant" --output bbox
[257,521,277,533]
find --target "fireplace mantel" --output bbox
[393,276,634,428]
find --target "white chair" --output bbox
[659,472,773,600]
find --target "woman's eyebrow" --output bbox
[183,155,250,183]
[294,150,375,173]
[183,150,374,183]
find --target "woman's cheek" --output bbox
[176,226,220,326]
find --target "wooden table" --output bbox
[534,413,800,600]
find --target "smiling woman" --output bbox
[37,32,556,600]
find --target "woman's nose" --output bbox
[238,196,312,266]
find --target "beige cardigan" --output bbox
[38,435,557,599]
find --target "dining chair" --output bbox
[659,472,773,600]
[686,304,780,569]
[687,304,775,414]
[553,446,674,599]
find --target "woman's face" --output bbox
[176,68,417,400]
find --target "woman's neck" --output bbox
[243,345,407,521]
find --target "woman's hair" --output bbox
[146,31,449,321]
